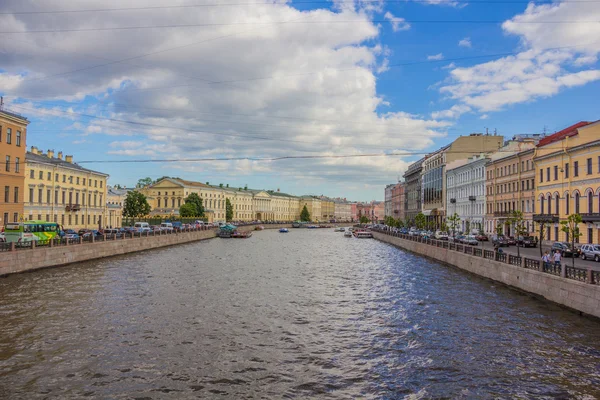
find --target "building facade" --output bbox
[319,198,335,221]
[333,200,352,221]
[485,138,538,235]
[403,158,424,223]
[422,134,504,228]
[533,121,600,244]
[446,155,488,234]
[24,147,109,230]
[384,184,394,218]
[0,110,29,225]
[299,196,321,222]
[106,186,130,228]
[392,182,405,222]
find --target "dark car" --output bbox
[491,235,508,247]
[507,236,517,245]
[516,236,537,248]
[551,242,579,258]
[82,230,103,239]
[475,234,488,241]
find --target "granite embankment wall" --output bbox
[373,232,600,319]
[0,224,293,276]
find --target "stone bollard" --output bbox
[10,242,15,252]
[79,237,83,245]
[92,234,95,243]
[49,239,54,248]
[587,267,593,284]
[561,263,566,278]
[32,240,36,249]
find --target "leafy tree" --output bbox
[300,205,311,222]
[561,213,583,269]
[447,213,460,239]
[179,202,197,217]
[184,193,205,217]
[508,210,528,257]
[440,221,448,233]
[495,222,504,236]
[225,198,233,222]
[414,212,426,230]
[137,177,153,188]
[123,191,151,222]
[359,215,369,224]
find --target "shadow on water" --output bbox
[0,229,599,399]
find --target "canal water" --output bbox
[1,229,599,399]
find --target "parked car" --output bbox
[475,234,488,241]
[134,222,152,233]
[160,222,174,232]
[103,228,123,238]
[451,234,465,243]
[463,235,479,246]
[516,236,537,248]
[82,230,103,240]
[507,236,517,245]
[434,231,449,240]
[61,229,79,240]
[551,242,579,258]
[491,235,509,247]
[579,244,600,262]
[0,232,5,242]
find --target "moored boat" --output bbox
[255,225,265,231]
[334,227,345,232]
[231,231,252,238]
[279,228,289,233]
[353,229,373,238]
[344,230,353,237]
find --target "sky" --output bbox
[0,0,599,201]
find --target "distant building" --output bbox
[403,157,424,224]
[107,186,131,228]
[392,182,406,222]
[384,184,395,218]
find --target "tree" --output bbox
[414,212,426,230]
[537,220,547,259]
[179,202,197,217]
[300,205,311,222]
[495,222,504,236]
[225,198,233,222]
[508,210,528,257]
[440,220,448,233]
[137,177,153,188]
[447,213,460,239]
[184,193,205,217]
[359,215,369,224]
[123,191,151,222]
[561,213,583,269]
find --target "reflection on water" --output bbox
[1,229,599,399]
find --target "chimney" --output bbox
[47,149,54,158]
[65,155,73,163]
[57,152,63,160]
[31,145,38,154]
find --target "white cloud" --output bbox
[458,37,472,48]
[384,12,410,32]
[430,104,471,119]
[427,53,444,61]
[442,62,456,70]
[480,114,489,120]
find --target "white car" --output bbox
[160,222,174,232]
[434,231,449,240]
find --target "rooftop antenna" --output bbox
[485,127,489,135]
[542,125,548,136]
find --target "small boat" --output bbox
[306,225,318,229]
[279,228,289,233]
[354,230,373,239]
[334,227,345,232]
[255,225,265,231]
[231,231,252,239]
[344,230,353,237]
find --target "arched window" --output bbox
[555,194,559,215]
[157,199,161,208]
[565,194,570,215]
[540,196,545,214]
[575,192,580,214]
[547,195,552,215]
[588,192,593,214]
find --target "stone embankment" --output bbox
[0,224,295,276]
[373,230,600,319]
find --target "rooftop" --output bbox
[26,151,109,177]
[537,121,591,147]
[0,108,29,123]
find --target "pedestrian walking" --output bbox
[553,250,562,267]
[542,251,550,269]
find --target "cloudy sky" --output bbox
[1,0,598,201]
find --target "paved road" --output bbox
[477,240,600,272]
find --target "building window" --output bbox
[39,171,43,179]
[62,174,66,183]
[6,128,11,144]
[566,195,570,215]
[157,199,161,208]
[575,192,580,214]
[88,215,91,224]
[47,172,51,180]
[4,186,9,203]
[30,169,34,179]
[76,177,80,185]
[589,193,593,213]
[587,158,592,175]
[13,213,18,222]
[75,215,79,225]
[54,214,57,223]
[95,180,97,188]
[555,194,559,215]
[554,165,558,180]
[94,195,97,207]
[555,226,559,241]
[55,173,59,181]
[546,167,550,182]
[574,161,579,177]
[14,187,19,203]
[5,156,10,172]
[38,189,42,203]
[29,187,34,202]
[82,178,86,186]
[61,215,65,225]
[62,191,66,205]
[565,163,569,178]
[588,227,594,244]
[16,131,21,146]
[541,197,545,214]
[46,189,50,204]
[54,190,58,204]
[75,193,79,205]
[100,181,103,188]
[68,215,72,225]
[15,157,19,173]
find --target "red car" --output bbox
[476,234,488,241]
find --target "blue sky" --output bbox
[1,0,599,201]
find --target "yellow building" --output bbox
[25,147,108,229]
[333,200,352,222]
[299,196,321,222]
[319,198,335,221]
[533,121,600,244]
[106,186,129,228]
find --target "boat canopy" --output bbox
[220,224,237,231]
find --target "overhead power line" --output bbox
[2,19,599,34]
[2,0,600,15]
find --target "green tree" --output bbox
[179,202,197,217]
[123,191,151,222]
[538,220,547,259]
[440,220,448,233]
[300,205,311,222]
[508,210,528,257]
[414,212,426,230]
[446,213,460,239]
[137,177,153,188]
[184,193,205,217]
[561,213,583,269]
[495,222,504,236]
[225,198,233,222]
[359,215,369,224]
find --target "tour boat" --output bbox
[353,230,373,239]
[231,231,252,239]
[334,227,345,232]
[279,228,289,233]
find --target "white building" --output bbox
[384,184,395,218]
[446,155,489,234]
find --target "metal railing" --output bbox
[372,228,600,285]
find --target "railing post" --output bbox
[31,240,36,249]
[92,234,95,243]
[49,238,54,248]
[65,237,69,246]
[79,237,83,245]
[10,241,15,252]
[561,263,566,278]
[587,267,593,284]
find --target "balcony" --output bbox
[493,211,512,217]
[468,196,476,201]
[581,213,600,222]
[449,198,456,204]
[65,203,81,212]
[533,214,559,223]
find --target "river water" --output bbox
[1,229,599,399]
